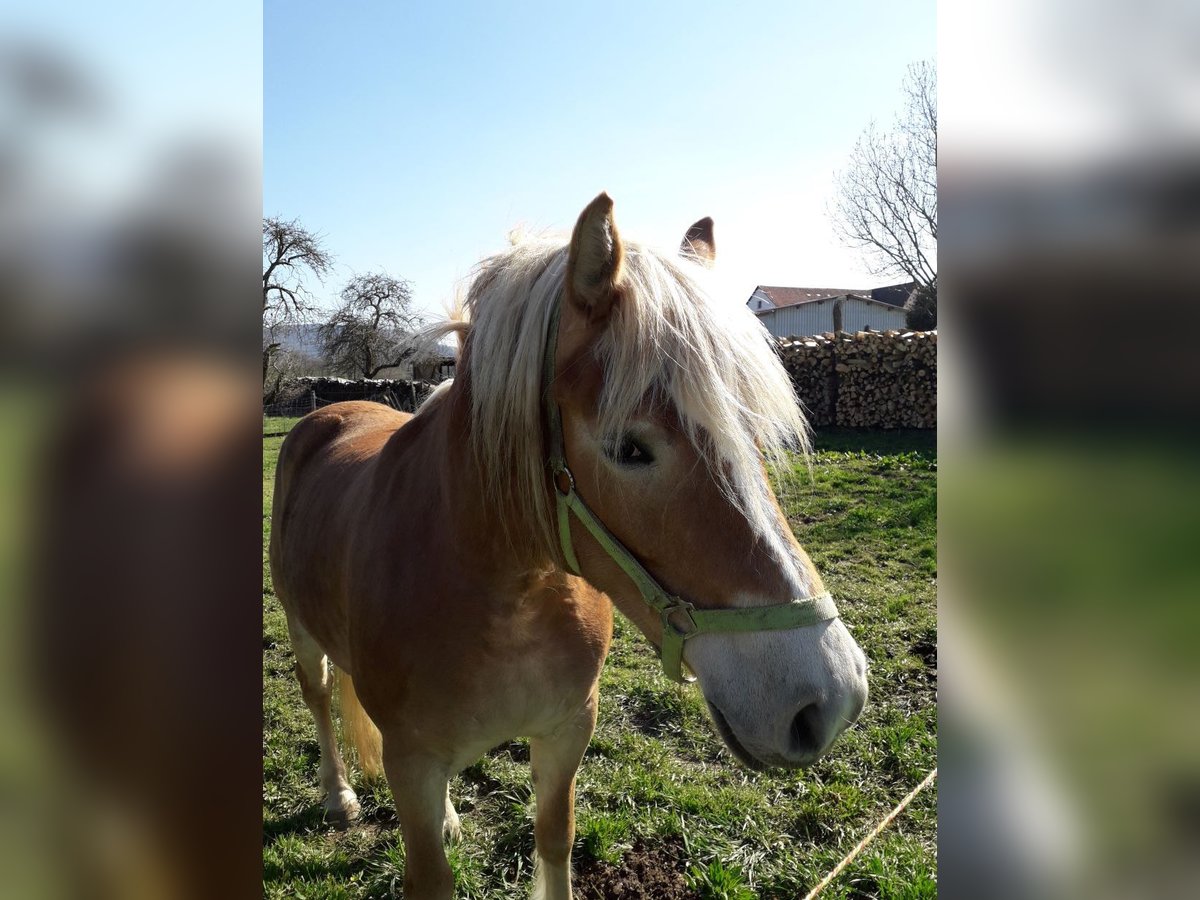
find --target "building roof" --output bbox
[751,282,915,312]
[753,286,858,309]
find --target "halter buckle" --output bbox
[663,598,699,639]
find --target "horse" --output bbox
[269,193,869,900]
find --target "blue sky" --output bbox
[265,1,935,316]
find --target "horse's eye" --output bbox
[611,436,654,466]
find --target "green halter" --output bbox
[542,298,839,683]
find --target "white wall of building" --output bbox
[747,288,774,312]
[754,296,907,338]
[840,299,907,333]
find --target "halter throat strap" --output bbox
[542,296,838,684]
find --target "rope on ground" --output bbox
[803,767,938,900]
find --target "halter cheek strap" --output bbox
[542,298,839,684]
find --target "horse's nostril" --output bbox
[789,703,823,756]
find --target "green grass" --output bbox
[688,859,756,900]
[263,423,936,898]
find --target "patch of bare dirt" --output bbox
[574,838,700,900]
[910,636,936,669]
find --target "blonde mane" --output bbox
[450,232,810,559]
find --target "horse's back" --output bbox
[270,401,413,660]
[276,402,409,491]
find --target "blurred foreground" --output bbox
[0,6,261,899]
[940,0,1200,896]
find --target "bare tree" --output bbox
[263,217,334,391]
[319,272,426,379]
[262,216,334,325]
[832,61,937,305]
[262,346,323,405]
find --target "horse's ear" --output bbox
[681,217,716,268]
[567,192,625,321]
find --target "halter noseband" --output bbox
[542,297,839,684]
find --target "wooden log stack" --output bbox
[775,330,936,429]
[775,336,837,426]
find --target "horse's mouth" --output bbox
[706,702,771,772]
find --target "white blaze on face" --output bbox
[671,445,868,770]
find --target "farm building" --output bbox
[748,282,915,337]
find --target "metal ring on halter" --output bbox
[552,465,575,497]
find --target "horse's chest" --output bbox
[359,586,610,758]
[468,599,607,734]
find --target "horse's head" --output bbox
[547,193,868,769]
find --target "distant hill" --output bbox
[263,322,324,357]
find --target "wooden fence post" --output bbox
[829,337,840,427]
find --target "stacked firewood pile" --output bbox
[775,330,936,429]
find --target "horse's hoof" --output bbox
[324,789,361,827]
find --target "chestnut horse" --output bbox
[269,194,869,899]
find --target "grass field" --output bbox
[263,419,937,899]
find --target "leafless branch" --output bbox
[262,216,334,329]
[831,60,937,295]
[318,271,427,379]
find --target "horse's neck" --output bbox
[404,382,552,586]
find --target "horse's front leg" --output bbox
[382,746,454,900]
[530,689,599,900]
